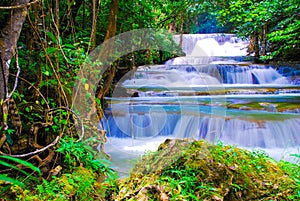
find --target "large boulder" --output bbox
[114,139,298,201]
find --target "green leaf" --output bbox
[46,31,58,44]
[25,107,30,112]
[81,78,87,84]
[46,47,58,55]
[63,44,76,49]
[0,174,24,187]
[66,59,77,65]
[5,134,13,145]
[0,155,41,176]
[58,36,63,45]
[86,92,91,99]
[43,70,50,76]
[6,129,15,135]
[0,160,34,179]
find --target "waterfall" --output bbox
[172,34,248,56]
[103,33,300,172]
[217,65,254,84]
[104,110,300,149]
[251,67,290,84]
[123,65,221,87]
[217,65,291,84]
[123,64,294,86]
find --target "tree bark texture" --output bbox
[95,0,118,120]
[90,0,100,50]
[0,0,29,132]
[0,0,29,100]
[253,32,260,63]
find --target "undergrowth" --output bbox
[115,139,300,201]
[0,136,118,200]
[1,139,299,201]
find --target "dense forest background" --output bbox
[0,0,299,199]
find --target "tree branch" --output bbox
[0,136,59,158]
[6,50,21,102]
[0,0,40,9]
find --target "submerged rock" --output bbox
[114,139,299,201]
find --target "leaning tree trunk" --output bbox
[0,0,29,132]
[94,0,119,120]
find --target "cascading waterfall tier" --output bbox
[123,64,298,86]
[104,62,300,148]
[104,109,300,149]
[172,34,249,56]
[103,34,300,173]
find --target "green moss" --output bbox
[10,167,100,201]
[114,139,299,201]
[4,139,299,201]
[228,101,300,113]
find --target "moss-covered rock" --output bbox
[3,139,298,200]
[115,139,299,201]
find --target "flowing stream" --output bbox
[102,34,300,176]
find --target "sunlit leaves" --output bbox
[215,0,300,60]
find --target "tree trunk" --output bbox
[89,0,100,50]
[0,0,29,100]
[179,12,184,48]
[103,0,118,42]
[253,32,260,63]
[261,24,268,57]
[95,0,118,120]
[0,0,29,131]
[168,18,177,33]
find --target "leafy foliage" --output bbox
[2,140,299,200]
[13,167,101,201]
[0,155,41,195]
[1,0,300,199]
[56,136,113,174]
[215,0,300,61]
[115,139,299,200]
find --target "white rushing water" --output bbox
[123,64,292,86]
[102,33,300,176]
[172,34,248,56]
